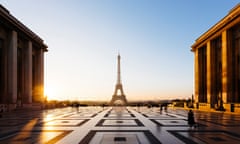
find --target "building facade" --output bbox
[0,5,47,111]
[192,4,240,112]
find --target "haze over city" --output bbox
[1,0,239,101]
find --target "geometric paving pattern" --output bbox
[96,119,144,126]
[79,130,160,144]
[168,130,240,144]
[0,130,72,144]
[0,106,240,143]
[41,119,89,127]
[150,119,189,127]
[200,118,240,127]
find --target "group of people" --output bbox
[158,105,197,128]
[158,104,197,128]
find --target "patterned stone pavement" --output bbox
[0,106,240,144]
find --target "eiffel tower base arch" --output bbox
[110,95,127,106]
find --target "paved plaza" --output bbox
[0,106,240,144]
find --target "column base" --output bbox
[16,103,44,110]
[8,104,17,111]
[198,103,211,110]
[215,105,226,111]
[22,103,32,108]
[31,103,44,110]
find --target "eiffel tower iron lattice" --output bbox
[110,54,127,105]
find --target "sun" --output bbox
[44,86,57,101]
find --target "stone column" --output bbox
[222,30,228,103]
[7,31,17,107]
[206,41,211,104]
[39,48,44,102]
[34,48,44,103]
[23,41,32,105]
[2,37,8,104]
[194,49,199,104]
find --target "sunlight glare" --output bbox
[44,86,58,100]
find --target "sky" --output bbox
[1,0,239,101]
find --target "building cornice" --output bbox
[191,3,240,52]
[0,4,48,51]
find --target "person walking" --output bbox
[188,109,196,128]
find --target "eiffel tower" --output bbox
[110,54,127,105]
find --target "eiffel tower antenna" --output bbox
[117,54,121,84]
[110,53,127,105]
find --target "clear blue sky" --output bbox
[1,0,239,101]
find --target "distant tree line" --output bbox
[43,98,193,109]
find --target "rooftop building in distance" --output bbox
[191,3,240,112]
[0,5,48,111]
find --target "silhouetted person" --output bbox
[164,105,168,112]
[137,104,140,112]
[160,105,163,114]
[102,104,105,110]
[77,103,80,112]
[188,109,195,128]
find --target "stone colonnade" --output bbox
[0,5,47,111]
[192,4,240,111]
[0,30,45,110]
